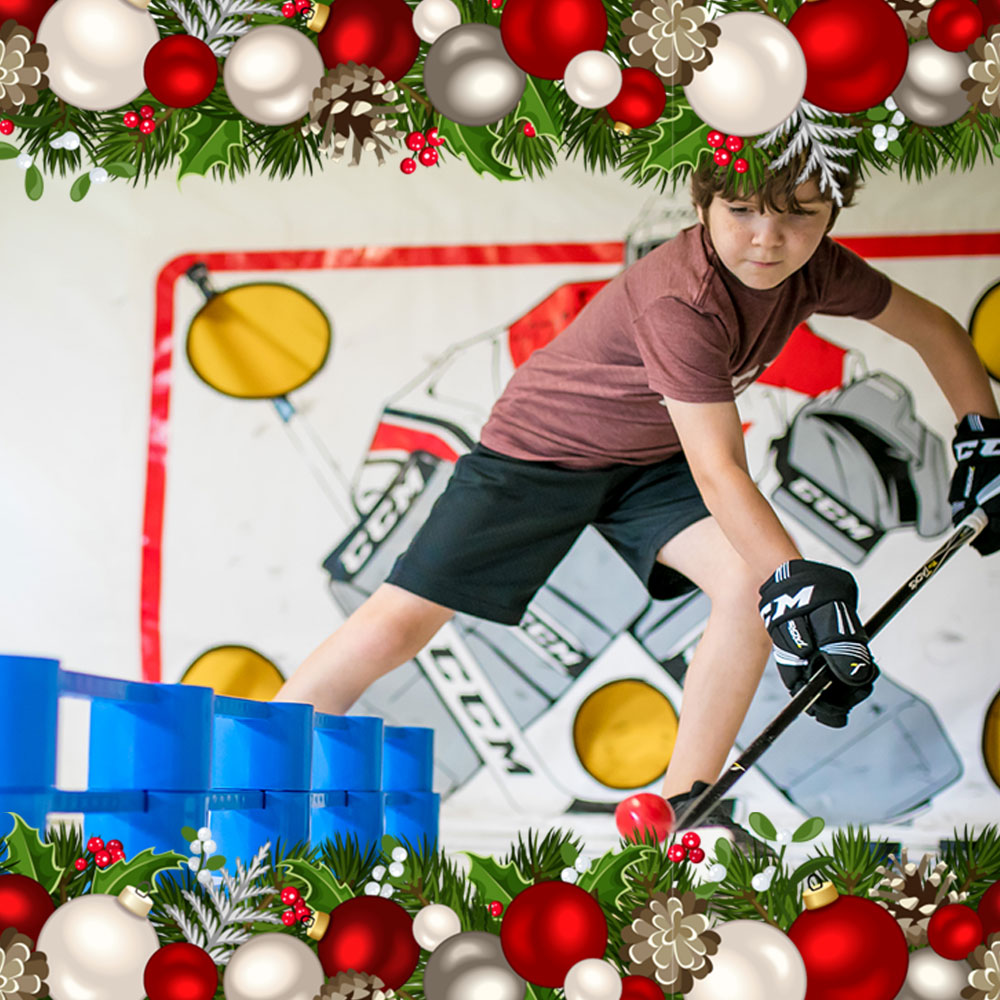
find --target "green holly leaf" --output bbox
[463,852,532,906]
[434,117,522,181]
[104,161,137,179]
[748,812,777,841]
[513,78,563,139]
[276,856,354,913]
[792,817,826,843]
[1,815,64,894]
[627,103,712,181]
[0,141,18,159]
[177,112,245,183]
[70,173,91,202]
[577,846,647,912]
[866,106,889,121]
[25,164,43,200]
[91,847,188,896]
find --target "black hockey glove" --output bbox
[949,413,1000,556]
[758,560,879,728]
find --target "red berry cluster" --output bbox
[75,835,126,871]
[279,885,313,926]
[281,0,313,16]
[667,831,706,864]
[706,131,748,174]
[0,119,14,136]
[401,127,445,174]
[124,105,158,135]
[488,900,504,917]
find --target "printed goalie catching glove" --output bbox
[758,560,879,728]
[949,413,1000,556]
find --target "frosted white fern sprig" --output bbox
[163,0,284,57]
[755,99,862,207]
[161,841,284,966]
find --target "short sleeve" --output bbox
[815,238,893,320]
[633,296,736,403]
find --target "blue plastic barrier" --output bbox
[0,654,438,863]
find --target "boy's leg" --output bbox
[654,517,773,799]
[272,583,455,715]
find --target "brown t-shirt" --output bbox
[480,223,893,469]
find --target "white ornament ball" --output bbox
[413,903,463,951]
[36,889,161,1000]
[563,50,623,109]
[893,948,972,1000]
[685,919,806,1000]
[37,0,161,111]
[890,39,972,127]
[413,0,462,44]
[223,25,325,126]
[683,11,806,135]
[564,958,623,1000]
[197,826,213,840]
[223,932,325,1000]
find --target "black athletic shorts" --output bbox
[385,443,711,625]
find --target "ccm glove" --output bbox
[949,413,1000,556]
[758,560,879,728]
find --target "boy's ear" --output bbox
[695,203,707,227]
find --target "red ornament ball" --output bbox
[406,131,426,151]
[500,0,608,79]
[124,111,140,128]
[713,148,731,166]
[605,67,666,129]
[667,844,687,863]
[928,0,985,50]
[282,1,296,14]
[281,909,298,926]
[733,158,749,173]
[401,157,417,174]
[788,0,909,112]
[145,35,219,108]
[614,793,675,843]
[144,941,218,1000]
[140,119,156,135]
[621,975,665,1000]
[788,891,908,1000]
[317,897,420,989]
[316,0,420,81]
[0,0,57,36]
[724,134,744,152]
[981,0,1000,31]
[0,874,55,944]
[0,119,14,135]
[688,847,706,864]
[928,903,984,960]
[681,832,701,850]
[418,146,439,166]
[500,881,608,987]
[426,126,445,146]
[706,130,725,148]
[979,880,1000,939]
[87,837,104,854]
[488,901,504,917]
[522,121,536,137]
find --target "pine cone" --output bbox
[0,19,49,112]
[620,0,720,87]
[303,62,406,166]
[314,970,395,1000]
[619,890,719,994]
[962,28,1000,118]
[868,849,968,948]
[0,927,49,999]
[962,932,1000,1000]
[884,0,932,39]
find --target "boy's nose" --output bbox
[751,215,785,245]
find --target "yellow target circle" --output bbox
[984,687,1000,790]
[187,283,331,399]
[181,645,285,701]
[970,279,1000,381]
[573,679,679,789]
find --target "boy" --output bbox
[275,153,1000,839]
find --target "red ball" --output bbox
[144,941,218,1000]
[500,881,607,987]
[713,148,731,165]
[0,874,55,944]
[87,837,104,854]
[706,130,725,148]
[981,0,1000,32]
[681,832,701,849]
[401,157,417,173]
[788,894,908,1000]
[724,134,744,152]
[979,880,1000,939]
[94,851,112,868]
[73,858,88,871]
[0,119,14,135]
[605,67,666,129]
[614,793,675,843]
[688,846,706,864]
[500,0,608,79]
[140,105,155,119]
[140,120,156,135]
[0,0,56,36]
[667,844,687,863]
[488,901,504,916]
[522,121,536,136]
[145,35,219,108]
[425,126,445,146]
[491,0,503,7]
[928,0,985,50]
[282,1,296,14]
[733,158,749,173]
[124,111,140,128]
[317,0,419,81]
[280,886,301,905]
[928,903,984,960]
[621,975,665,1000]
[281,909,298,926]
[418,146,438,166]
[106,840,123,852]
[788,0,909,112]
[317,897,420,988]
[406,131,426,150]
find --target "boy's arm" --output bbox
[866,280,1000,421]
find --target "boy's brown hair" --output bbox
[690,148,864,232]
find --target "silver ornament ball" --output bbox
[413,903,462,951]
[222,932,325,1000]
[892,948,972,1000]
[890,39,973,126]
[564,958,623,1000]
[423,24,526,127]
[423,931,526,1000]
[563,50,622,108]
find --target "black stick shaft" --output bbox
[673,507,989,831]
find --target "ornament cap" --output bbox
[613,121,633,135]
[306,3,331,31]
[306,909,330,940]
[802,877,840,910]
[118,885,154,917]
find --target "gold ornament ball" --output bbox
[36,0,160,111]
[223,25,326,126]
[223,932,325,1000]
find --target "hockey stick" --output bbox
[673,506,991,831]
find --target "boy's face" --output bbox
[695,178,834,290]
